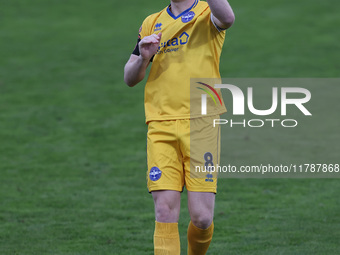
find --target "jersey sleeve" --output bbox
[210,13,227,32]
[132,16,151,56]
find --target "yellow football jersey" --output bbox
[138,0,227,123]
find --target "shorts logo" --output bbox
[205,174,214,182]
[149,167,162,181]
[182,11,195,23]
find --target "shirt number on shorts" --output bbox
[204,152,214,168]
[204,152,214,182]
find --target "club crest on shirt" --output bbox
[182,11,195,23]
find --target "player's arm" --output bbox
[207,0,235,30]
[124,33,162,87]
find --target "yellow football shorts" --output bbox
[147,115,220,193]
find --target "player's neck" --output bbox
[170,0,196,17]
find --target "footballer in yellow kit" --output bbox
[124,0,234,254]
[135,0,227,193]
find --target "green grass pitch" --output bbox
[0,0,339,254]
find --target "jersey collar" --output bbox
[167,0,198,20]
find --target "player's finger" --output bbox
[147,38,160,44]
[151,33,162,41]
[143,34,156,41]
[140,40,159,47]
[141,36,159,44]
[140,38,156,46]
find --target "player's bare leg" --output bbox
[152,190,181,255]
[187,191,215,255]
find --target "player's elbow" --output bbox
[220,13,235,29]
[124,71,132,87]
[123,55,147,87]
[124,74,144,87]
[124,66,139,87]
[124,75,138,87]
[125,80,134,87]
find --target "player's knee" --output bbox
[155,204,178,222]
[191,213,213,229]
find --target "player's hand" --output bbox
[139,33,162,61]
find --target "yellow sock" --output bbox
[154,221,180,255]
[187,221,214,255]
